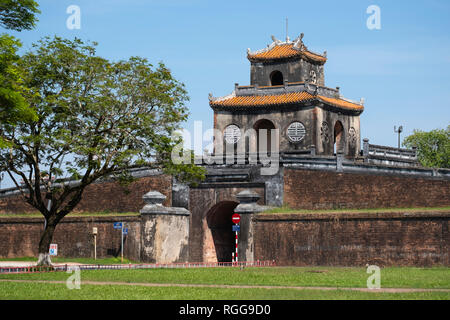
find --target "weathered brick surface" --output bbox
[0,175,172,214]
[253,212,450,266]
[284,168,450,210]
[188,186,265,262]
[0,216,141,260]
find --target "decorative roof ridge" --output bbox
[316,95,365,110]
[209,91,236,103]
[247,33,327,59]
[334,95,365,106]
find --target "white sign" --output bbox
[49,244,58,256]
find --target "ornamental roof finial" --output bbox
[271,35,282,45]
[293,33,305,49]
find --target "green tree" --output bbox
[0,33,37,148]
[0,37,205,265]
[0,0,40,147]
[0,0,40,31]
[403,126,450,168]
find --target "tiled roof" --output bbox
[210,91,363,111]
[248,43,327,64]
[317,95,364,111]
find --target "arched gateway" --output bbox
[203,201,238,262]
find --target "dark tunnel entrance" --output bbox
[205,201,238,263]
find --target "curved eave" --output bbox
[210,95,363,115]
[247,55,327,65]
[247,49,327,65]
[316,96,364,114]
[316,101,364,115]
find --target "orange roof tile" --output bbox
[211,92,314,107]
[317,95,364,111]
[210,91,363,111]
[248,44,327,64]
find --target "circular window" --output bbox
[287,122,306,143]
[224,124,241,144]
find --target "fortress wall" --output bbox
[0,174,172,215]
[284,168,450,210]
[253,212,450,266]
[0,216,141,261]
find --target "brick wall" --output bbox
[0,216,141,260]
[188,186,265,262]
[0,174,172,214]
[253,212,450,266]
[284,168,450,210]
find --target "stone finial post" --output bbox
[363,138,370,159]
[140,191,168,213]
[336,151,344,172]
[412,146,417,159]
[235,190,262,212]
[140,191,190,263]
[234,190,268,263]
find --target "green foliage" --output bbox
[0,36,204,224]
[0,33,37,148]
[0,0,40,31]
[403,126,450,168]
[0,0,40,147]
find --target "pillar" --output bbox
[234,190,268,262]
[363,138,370,161]
[140,190,190,263]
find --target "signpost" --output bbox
[49,244,58,256]
[92,227,98,260]
[231,213,241,263]
[114,222,127,263]
[121,223,125,263]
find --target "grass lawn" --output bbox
[0,266,448,300]
[0,281,448,300]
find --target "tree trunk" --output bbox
[37,220,56,266]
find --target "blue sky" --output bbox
[5,0,450,149]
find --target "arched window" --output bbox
[334,121,344,154]
[254,119,276,157]
[270,70,283,86]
